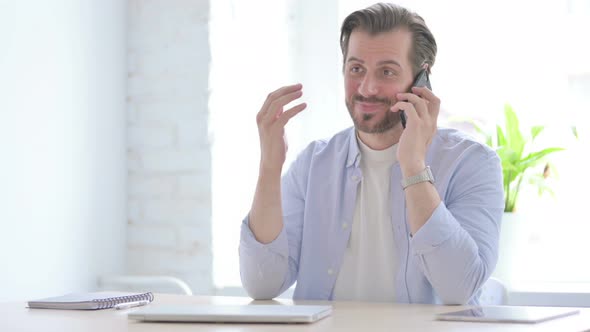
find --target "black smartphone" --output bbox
[400,69,432,129]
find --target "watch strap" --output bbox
[401,166,434,189]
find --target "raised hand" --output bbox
[256,83,307,173]
[249,83,307,244]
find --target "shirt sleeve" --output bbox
[238,215,290,300]
[410,148,504,304]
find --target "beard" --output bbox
[346,94,401,134]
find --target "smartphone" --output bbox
[400,69,432,129]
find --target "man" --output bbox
[239,3,504,304]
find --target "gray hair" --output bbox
[340,3,437,76]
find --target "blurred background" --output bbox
[1,0,589,303]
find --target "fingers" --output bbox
[391,93,424,126]
[411,86,440,119]
[412,86,438,103]
[278,103,307,126]
[390,101,414,115]
[391,101,421,126]
[393,87,439,124]
[395,92,426,115]
[268,89,303,120]
[259,83,303,120]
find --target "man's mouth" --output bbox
[355,101,388,114]
[353,95,392,114]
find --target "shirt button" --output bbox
[351,175,358,181]
[342,223,348,229]
[327,269,334,275]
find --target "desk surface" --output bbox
[2,294,590,332]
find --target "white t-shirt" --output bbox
[332,135,398,302]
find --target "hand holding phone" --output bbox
[400,69,432,129]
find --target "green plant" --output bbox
[473,104,573,212]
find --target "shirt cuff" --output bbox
[410,201,462,254]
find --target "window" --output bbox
[211,0,590,290]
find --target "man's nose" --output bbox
[358,74,378,96]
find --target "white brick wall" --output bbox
[127,0,212,295]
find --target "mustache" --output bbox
[353,95,393,106]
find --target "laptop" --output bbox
[436,306,580,324]
[128,304,333,324]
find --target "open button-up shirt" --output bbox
[239,127,504,304]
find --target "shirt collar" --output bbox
[346,127,360,168]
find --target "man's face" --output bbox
[344,28,414,134]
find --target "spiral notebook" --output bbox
[27,291,154,310]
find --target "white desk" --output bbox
[2,294,590,332]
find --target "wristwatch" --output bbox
[401,166,435,189]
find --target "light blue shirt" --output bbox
[239,127,504,304]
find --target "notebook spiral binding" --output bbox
[92,292,154,309]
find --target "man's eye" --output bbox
[383,69,395,76]
[350,66,362,73]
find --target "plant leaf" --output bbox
[496,124,506,148]
[518,147,564,171]
[497,146,520,193]
[504,104,526,159]
[531,126,544,140]
[473,103,572,212]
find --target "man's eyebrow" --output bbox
[347,57,402,68]
[377,60,402,68]
[347,56,364,63]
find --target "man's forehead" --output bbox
[346,29,412,66]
